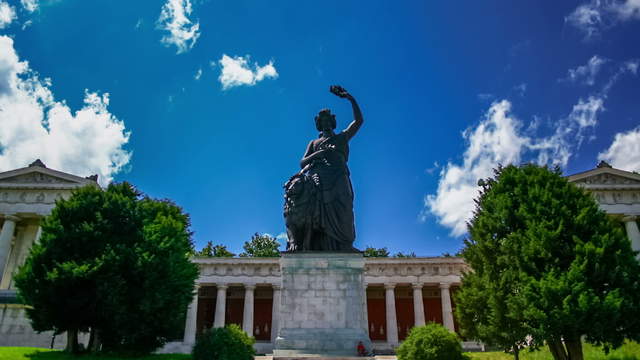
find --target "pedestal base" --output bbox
[274,252,372,357]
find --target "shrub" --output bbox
[192,324,255,360]
[396,323,468,360]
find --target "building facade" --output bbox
[1,160,639,353]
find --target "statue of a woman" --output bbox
[284,86,363,252]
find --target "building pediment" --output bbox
[567,166,640,190]
[0,161,97,190]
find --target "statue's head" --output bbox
[315,109,336,132]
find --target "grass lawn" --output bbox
[466,341,640,360]
[1,342,639,359]
[0,348,190,360]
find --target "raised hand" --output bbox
[329,85,353,100]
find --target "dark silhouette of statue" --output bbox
[284,86,363,252]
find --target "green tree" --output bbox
[456,164,640,360]
[395,251,417,258]
[363,246,390,257]
[239,233,280,257]
[14,183,198,354]
[196,241,235,257]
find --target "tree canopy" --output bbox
[363,246,390,257]
[239,233,281,257]
[455,164,640,360]
[196,241,235,257]
[14,183,198,354]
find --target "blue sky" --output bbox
[0,0,639,256]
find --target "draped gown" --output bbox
[283,131,356,252]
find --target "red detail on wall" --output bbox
[366,298,386,341]
[396,298,415,340]
[424,297,443,325]
[196,298,215,336]
[226,298,244,327]
[253,298,273,341]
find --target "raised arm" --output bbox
[330,85,363,140]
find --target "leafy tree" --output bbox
[14,183,198,354]
[456,164,640,360]
[239,233,280,257]
[395,251,417,258]
[363,246,390,257]
[192,324,255,360]
[196,241,235,257]
[396,323,468,360]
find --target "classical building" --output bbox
[1,161,639,353]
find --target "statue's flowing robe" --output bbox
[284,132,355,251]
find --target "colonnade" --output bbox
[382,282,455,346]
[182,282,457,346]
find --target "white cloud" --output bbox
[424,95,606,236]
[0,36,131,186]
[157,0,200,54]
[425,101,530,236]
[194,68,202,80]
[218,54,278,90]
[567,0,640,39]
[599,127,640,172]
[0,1,16,28]
[513,83,527,97]
[20,0,38,12]
[563,55,608,85]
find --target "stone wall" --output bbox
[0,304,66,348]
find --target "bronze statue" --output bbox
[284,86,363,252]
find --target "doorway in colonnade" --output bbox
[365,286,386,341]
[423,286,443,325]
[225,285,245,327]
[195,286,216,336]
[394,285,414,341]
[253,286,273,341]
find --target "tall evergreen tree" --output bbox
[456,164,640,360]
[14,183,198,354]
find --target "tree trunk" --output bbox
[87,328,102,352]
[513,345,520,360]
[65,329,79,353]
[565,337,584,360]
[548,339,568,360]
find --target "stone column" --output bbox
[270,284,281,344]
[0,215,19,284]
[440,283,455,332]
[623,216,640,258]
[183,285,200,344]
[412,283,426,327]
[384,283,399,346]
[213,284,228,328]
[242,284,255,335]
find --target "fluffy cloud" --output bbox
[0,36,131,186]
[425,101,530,236]
[563,55,608,85]
[157,0,200,54]
[0,1,16,28]
[20,0,38,12]
[567,0,640,39]
[218,54,278,90]
[424,95,606,236]
[598,127,640,172]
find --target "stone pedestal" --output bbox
[274,252,372,357]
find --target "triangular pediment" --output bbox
[0,164,97,188]
[567,167,640,187]
[0,172,77,184]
